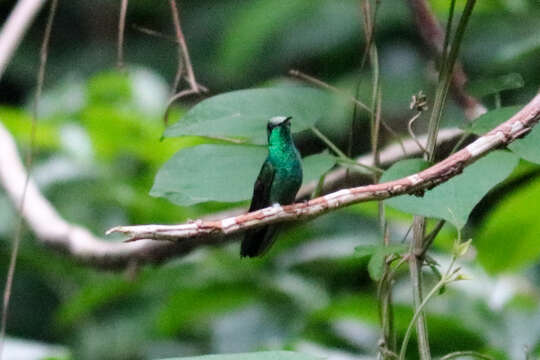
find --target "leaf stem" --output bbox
[310,126,383,175]
[399,276,446,360]
[407,3,476,360]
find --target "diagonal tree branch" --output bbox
[0,93,537,270]
[0,121,231,269]
[109,93,540,242]
[0,0,47,79]
[0,121,459,270]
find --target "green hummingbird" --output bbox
[241,116,303,257]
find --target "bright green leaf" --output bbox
[87,70,131,105]
[0,106,60,149]
[496,34,540,63]
[355,244,407,281]
[381,151,519,228]
[355,244,407,258]
[508,125,540,164]
[159,351,324,360]
[164,87,339,144]
[468,106,522,134]
[151,145,336,205]
[476,177,540,274]
[467,73,524,97]
[453,239,473,258]
[468,106,540,164]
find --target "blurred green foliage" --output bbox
[0,0,539,360]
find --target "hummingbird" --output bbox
[241,116,303,257]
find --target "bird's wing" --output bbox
[248,159,275,212]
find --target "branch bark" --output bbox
[109,93,540,242]
[0,121,231,269]
[0,0,47,78]
[0,122,460,270]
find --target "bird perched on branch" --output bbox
[241,116,303,257]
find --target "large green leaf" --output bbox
[380,151,519,228]
[476,177,540,274]
[467,73,524,98]
[508,125,540,164]
[496,34,540,63]
[150,144,335,205]
[468,106,522,134]
[469,106,540,164]
[163,87,338,145]
[160,351,324,360]
[355,244,408,281]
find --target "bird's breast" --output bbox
[269,153,302,205]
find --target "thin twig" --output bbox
[361,2,394,355]
[420,220,446,258]
[117,0,128,69]
[409,3,477,359]
[290,69,406,155]
[289,69,372,114]
[399,275,447,360]
[381,119,407,157]
[407,0,486,121]
[0,0,57,357]
[163,88,198,125]
[169,0,184,94]
[132,24,177,43]
[310,125,382,174]
[163,0,207,125]
[408,112,428,155]
[169,0,197,91]
[310,126,349,159]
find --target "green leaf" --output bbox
[151,145,336,205]
[508,125,540,164]
[467,73,524,97]
[381,151,519,228]
[453,239,473,257]
[476,177,540,274]
[354,244,407,258]
[468,106,522,134]
[496,34,540,63]
[0,106,60,150]
[355,244,407,281]
[164,87,338,145]
[468,106,540,164]
[159,351,324,360]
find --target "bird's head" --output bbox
[267,116,292,144]
[267,116,292,133]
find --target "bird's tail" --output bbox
[240,225,280,257]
